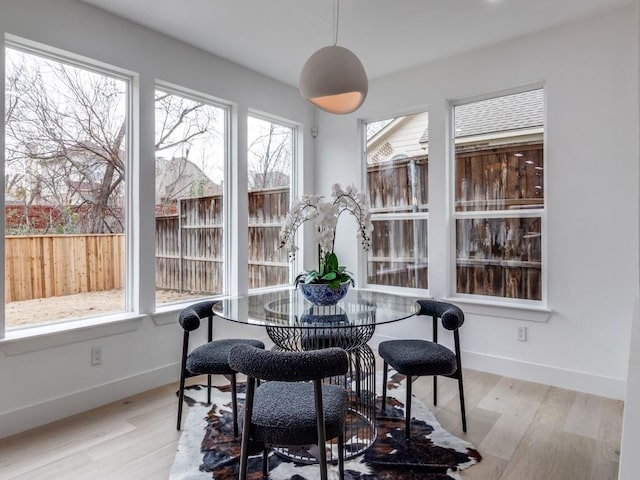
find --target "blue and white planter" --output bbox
[298,281,351,306]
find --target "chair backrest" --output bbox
[416,299,464,331]
[178,300,217,332]
[229,344,348,382]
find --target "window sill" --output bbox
[361,285,426,298]
[442,297,552,322]
[361,287,551,322]
[0,313,146,355]
[152,300,202,326]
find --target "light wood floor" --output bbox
[0,369,623,480]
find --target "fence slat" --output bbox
[4,234,125,302]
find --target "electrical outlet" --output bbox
[91,346,103,365]
[517,326,527,342]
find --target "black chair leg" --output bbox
[177,369,186,430]
[239,377,255,480]
[453,329,467,432]
[338,434,345,480]
[381,361,388,413]
[231,373,239,437]
[405,376,412,441]
[262,448,269,476]
[207,373,212,404]
[313,379,328,480]
[458,373,467,433]
[177,331,190,430]
[433,375,438,406]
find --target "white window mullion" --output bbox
[450,87,546,304]
[231,104,249,296]
[0,45,5,338]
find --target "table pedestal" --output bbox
[265,306,377,463]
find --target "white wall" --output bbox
[618,3,640,478]
[0,0,637,441]
[0,0,314,438]
[619,301,640,479]
[316,4,639,400]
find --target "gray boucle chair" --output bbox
[229,344,349,480]
[379,299,467,439]
[177,300,265,433]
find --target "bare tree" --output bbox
[247,120,291,190]
[4,49,221,233]
[154,89,221,212]
[5,49,128,233]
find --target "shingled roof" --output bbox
[419,88,544,144]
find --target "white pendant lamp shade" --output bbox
[299,45,368,115]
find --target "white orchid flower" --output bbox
[280,184,372,279]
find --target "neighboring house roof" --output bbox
[366,118,395,142]
[155,157,221,203]
[248,170,290,190]
[419,89,544,144]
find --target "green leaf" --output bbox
[322,271,337,281]
[305,271,320,283]
[326,252,339,271]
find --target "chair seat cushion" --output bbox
[248,381,348,445]
[187,338,265,375]
[379,339,457,377]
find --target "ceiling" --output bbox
[82,0,631,88]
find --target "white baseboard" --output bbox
[0,343,627,440]
[0,363,179,439]
[463,351,626,400]
[371,333,626,400]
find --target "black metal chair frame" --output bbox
[381,299,467,439]
[176,300,244,434]
[229,345,349,480]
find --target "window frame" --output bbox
[246,110,299,291]
[360,110,431,297]
[153,81,232,304]
[367,210,429,296]
[3,37,136,330]
[0,35,310,347]
[448,85,548,308]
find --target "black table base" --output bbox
[266,303,378,463]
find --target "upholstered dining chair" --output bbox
[229,344,349,480]
[176,300,265,433]
[378,299,467,440]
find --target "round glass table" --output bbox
[212,288,419,461]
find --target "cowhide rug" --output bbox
[170,371,481,480]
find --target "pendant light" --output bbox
[299,0,368,114]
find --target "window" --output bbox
[453,88,544,301]
[364,112,429,290]
[4,45,130,329]
[154,87,227,305]
[247,115,293,289]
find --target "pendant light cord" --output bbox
[333,0,340,46]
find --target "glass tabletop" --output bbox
[212,288,420,329]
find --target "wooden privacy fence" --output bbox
[156,195,225,295]
[5,142,544,302]
[366,143,544,300]
[5,188,291,302]
[156,187,290,294]
[366,156,429,290]
[247,187,290,289]
[5,234,124,302]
